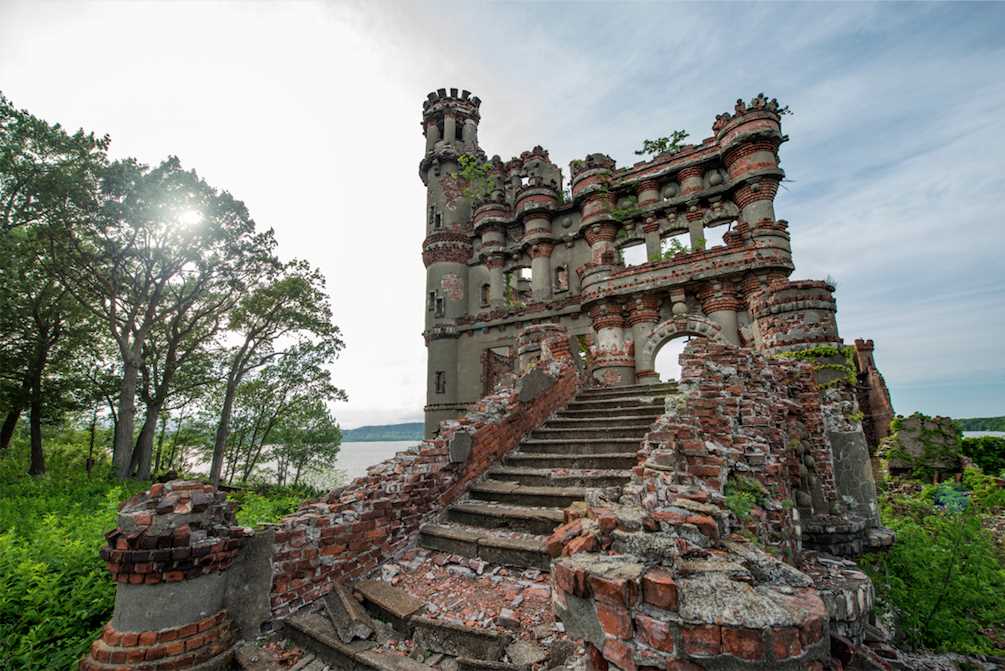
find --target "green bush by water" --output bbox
[860,468,1005,655]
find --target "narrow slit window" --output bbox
[435,371,446,394]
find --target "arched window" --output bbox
[480,283,490,306]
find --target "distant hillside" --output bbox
[956,416,1005,432]
[341,422,424,442]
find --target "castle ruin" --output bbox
[80,90,904,671]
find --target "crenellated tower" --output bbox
[419,88,482,435]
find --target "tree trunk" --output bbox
[114,357,140,479]
[133,403,161,480]
[86,406,97,475]
[27,393,44,476]
[0,408,21,452]
[210,374,241,486]
[154,413,167,474]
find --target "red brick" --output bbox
[681,624,720,656]
[589,573,639,608]
[587,643,609,671]
[641,569,678,610]
[651,510,688,526]
[800,615,825,647]
[666,661,703,671]
[596,601,633,639]
[564,534,596,556]
[685,514,718,539]
[635,614,674,653]
[120,632,139,647]
[603,638,637,671]
[770,626,802,659]
[137,630,157,646]
[721,626,764,661]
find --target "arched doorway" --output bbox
[637,315,729,380]
[654,336,691,382]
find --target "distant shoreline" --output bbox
[341,422,423,443]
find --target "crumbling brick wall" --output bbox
[543,339,881,671]
[268,331,579,617]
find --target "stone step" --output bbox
[578,383,677,399]
[418,523,550,570]
[518,437,641,455]
[487,465,633,488]
[557,405,664,419]
[544,414,661,427]
[284,612,435,671]
[530,425,650,440]
[503,451,638,470]
[565,396,668,411]
[469,480,587,507]
[446,501,565,535]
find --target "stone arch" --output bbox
[638,314,730,374]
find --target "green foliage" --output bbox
[610,196,641,223]
[635,129,690,157]
[649,236,691,262]
[724,473,769,520]
[775,344,857,388]
[458,153,493,201]
[860,469,1005,655]
[725,491,756,520]
[0,435,315,667]
[0,438,149,669]
[961,435,1005,476]
[228,487,309,527]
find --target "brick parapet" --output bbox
[748,280,841,354]
[81,611,233,671]
[99,482,249,585]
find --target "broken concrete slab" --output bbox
[505,640,547,666]
[324,582,376,643]
[411,615,512,661]
[356,579,425,635]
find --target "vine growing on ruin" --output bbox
[457,153,493,201]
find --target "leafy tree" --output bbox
[212,340,343,484]
[961,435,1005,476]
[273,399,341,487]
[634,129,690,157]
[48,156,274,479]
[0,93,108,472]
[0,91,109,233]
[208,260,344,485]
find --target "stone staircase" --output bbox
[418,382,677,570]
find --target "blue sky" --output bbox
[1,1,1002,425]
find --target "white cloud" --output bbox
[1,1,1002,422]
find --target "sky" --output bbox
[1,1,1002,427]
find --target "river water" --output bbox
[301,440,418,491]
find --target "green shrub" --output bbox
[228,486,311,527]
[961,435,1005,477]
[0,438,149,669]
[860,469,1005,655]
[0,435,313,668]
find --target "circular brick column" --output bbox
[81,481,248,671]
